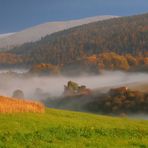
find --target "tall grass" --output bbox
[0,96,45,113]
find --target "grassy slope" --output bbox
[0,108,147,148]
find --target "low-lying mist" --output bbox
[0,71,147,100]
[0,70,148,119]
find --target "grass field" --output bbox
[0,108,147,148]
[0,96,44,113]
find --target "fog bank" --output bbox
[0,71,147,100]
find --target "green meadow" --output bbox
[0,108,147,148]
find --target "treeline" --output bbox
[9,13,148,67]
[61,52,148,74]
[0,53,28,67]
[0,51,147,73]
[23,52,147,75]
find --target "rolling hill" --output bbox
[0,33,15,39]
[2,13,146,73]
[0,108,147,147]
[10,13,148,64]
[0,15,117,50]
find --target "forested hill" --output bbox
[9,13,147,64]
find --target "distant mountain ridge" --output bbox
[0,15,117,50]
[11,13,148,60]
[0,33,15,38]
[0,13,147,73]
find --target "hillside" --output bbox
[0,15,116,50]
[0,33,15,39]
[10,13,147,61]
[1,13,145,73]
[0,108,147,147]
[0,13,145,74]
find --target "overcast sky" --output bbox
[0,0,148,34]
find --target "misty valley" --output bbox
[0,69,147,119]
[0,10,148,147]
